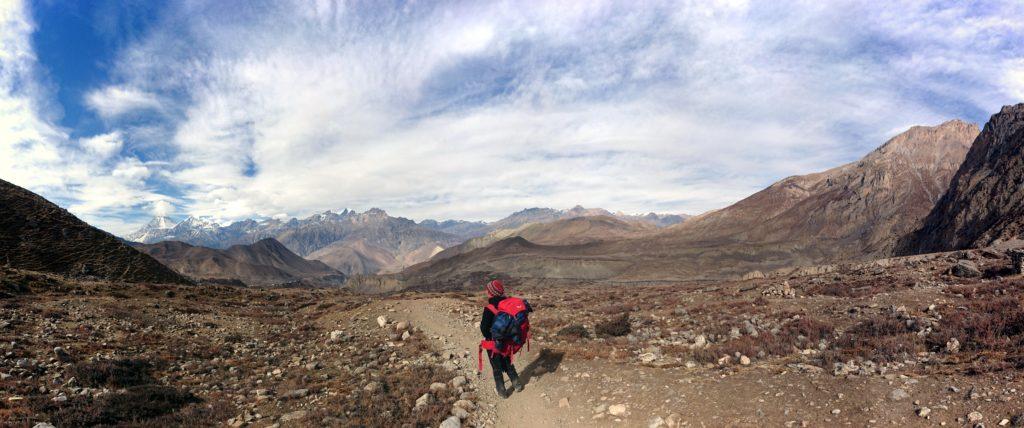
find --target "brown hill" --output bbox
[402,120,978,286]
[135,238,344,286]
[0,178,188,284]
[431,215,656,262]
[897,103,1024,254]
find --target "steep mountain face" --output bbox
[898,104,1024,254]
[403,119,979,286]
[669,119,979,258]
[0,179,188,284]
[135,238,344,286]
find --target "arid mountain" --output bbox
[898,104,1024,254]
[432,215,657,262]
[669,119,979,258]
[401,120,979,286]
[135,238,344,286]
[0,178,188,284]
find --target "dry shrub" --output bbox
[31,385,197,426]
[557,324,590,339]
[833,316,922,362]
[70,359,155,388]
[595,313,630,337]
[927,297,1024,353]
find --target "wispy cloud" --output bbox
[85,85,162,119]
[3,0,1024,234]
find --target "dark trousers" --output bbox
[488,351,518,387]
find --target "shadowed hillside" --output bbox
[0,179,188,284]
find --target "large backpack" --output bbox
[478,297,532,372]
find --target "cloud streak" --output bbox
[4,0,1024,234]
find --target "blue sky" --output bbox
[2,0,1023,235]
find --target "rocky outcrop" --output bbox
[0,179,188,284]
[897,104,1024,254]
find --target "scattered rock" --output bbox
[889,388,910,401]
[328,330,346,343]
[451,376,467,388]
[377,315,388,328]
[968,411,984,423]
[917,407,931,418]
[439,416,461,428]
[739,355,751,365]
[279,410,308,422]
[282,388,309,399]
[430,382,447,392]
[609,404,628,417]
[951,260,982,278]
[415,393,433,409]
[649,416,666,428]
[33,423,56,428]
[451,406,469,420]
[946,338,961,354]
[559,397,570,408]
[395,321,409,331]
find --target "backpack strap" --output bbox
[485,304,499,315]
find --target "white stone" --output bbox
[609,404,627,417]
[377,315,388,328]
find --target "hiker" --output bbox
[479,279,532,398]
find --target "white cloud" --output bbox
[85,85,162,119]
[0,1,171,235]
[152,199,174,217]
[10,0,1024,235]
[79,132,123,158]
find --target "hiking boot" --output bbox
[511,376,524,392]
[496,383,510,398]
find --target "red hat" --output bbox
[486,279,505,298]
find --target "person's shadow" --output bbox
[518,348,564,386]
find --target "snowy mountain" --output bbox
[124,216,177,243]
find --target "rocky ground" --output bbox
[0,268,475,427]
[5,247,1024,427]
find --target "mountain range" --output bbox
[125,206,688,275]
[397,118,982,288]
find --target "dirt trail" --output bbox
[382,296,985,428]
[392,297,590,427]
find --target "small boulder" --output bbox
[609,404,627,417]
[328,330,346,343]
[282,389,309,399]
[415,393,433,409]
[889,388,910,401]
[451,376,467,388]
[968,411,984,423]
[917,407,931,418]
[950,260,982,278]
[739,355,751,366]
[439,416,461,428]
[279,410,308,422]
[395,321,409,331]
[946,338,961,354]
[377,315,388,328]
[430,382,447,392]
[559,397,570,408]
